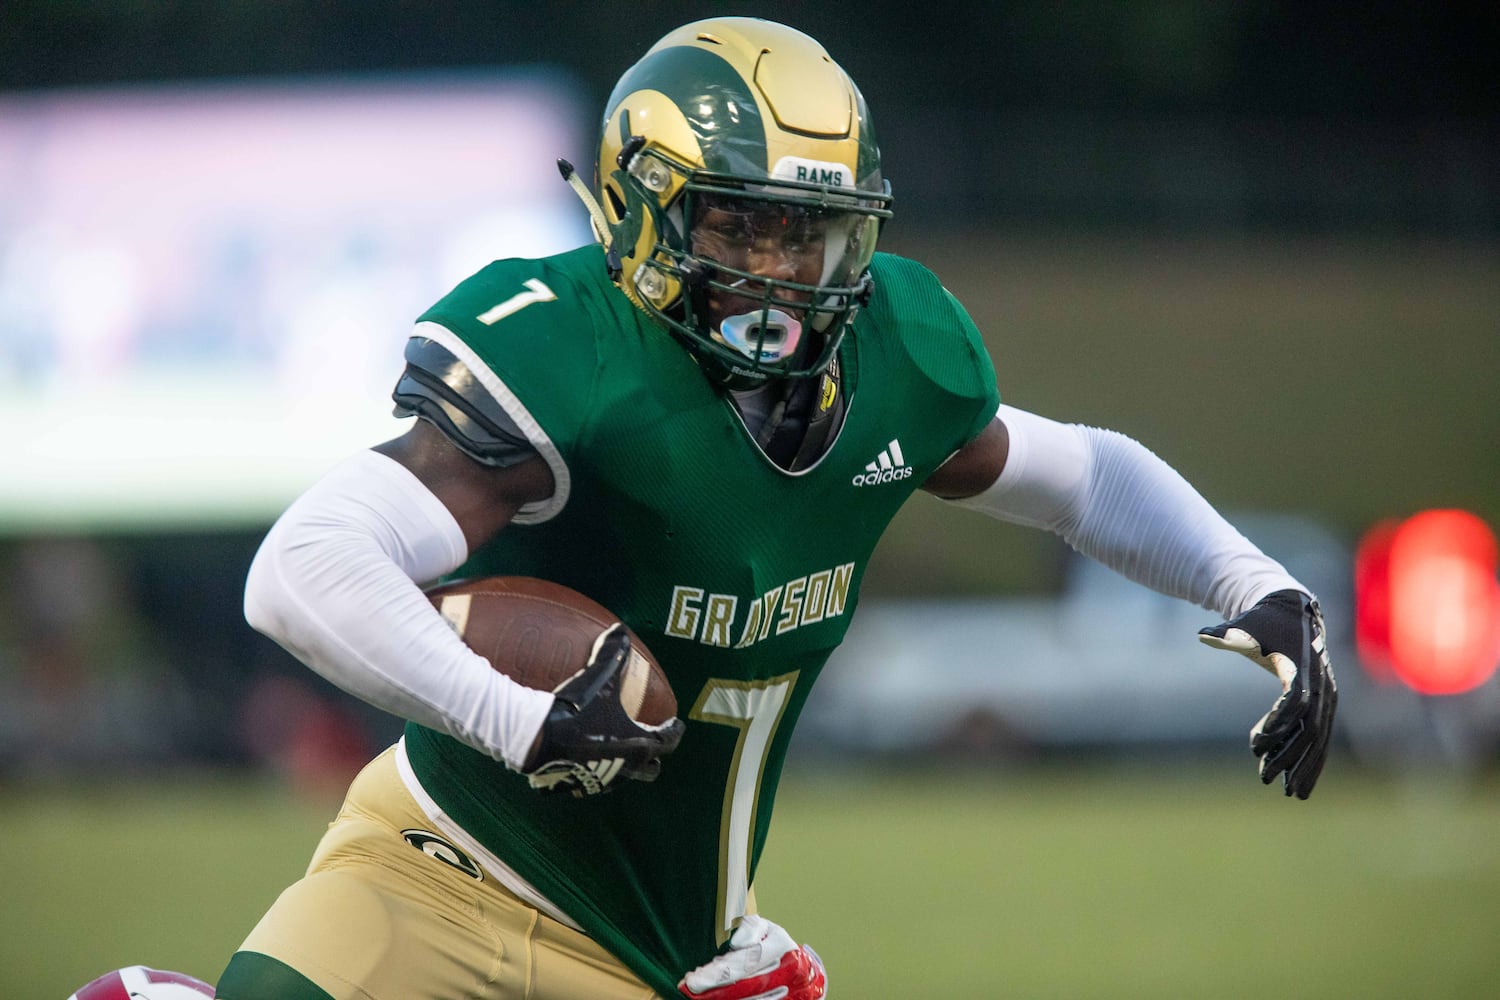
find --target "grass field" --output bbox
[5,760,1499,998]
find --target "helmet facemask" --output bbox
[627,152,888,389]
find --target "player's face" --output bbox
[689,196,828,334]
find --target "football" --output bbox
[69,965,216,1000]
[426,575,677,725]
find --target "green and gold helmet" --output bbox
[590,17,893,388]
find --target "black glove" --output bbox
[1198,589,1338,799]
[523,624,685,797]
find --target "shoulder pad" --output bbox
[866,252,997,396]
[391,334,538,468]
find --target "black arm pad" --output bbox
[391,336,539,468]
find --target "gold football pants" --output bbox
[220,745,660,1000]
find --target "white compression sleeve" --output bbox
[948,404,1306,619]
[243,449,553,770]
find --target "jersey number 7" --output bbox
[690,673,798,944]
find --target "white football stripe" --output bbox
[437,593,472,637]
[619,650,649,719]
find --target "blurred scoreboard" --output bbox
[0,70,589,530]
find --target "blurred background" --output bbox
[2,2,1497,996]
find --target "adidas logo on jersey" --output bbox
[852,439,913,486]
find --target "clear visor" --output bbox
[684,191,878,365]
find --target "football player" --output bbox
[218,16,1336,1000]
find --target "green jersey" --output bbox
[402,244,998,994]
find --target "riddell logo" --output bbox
[852,439,913,486]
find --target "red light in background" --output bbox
[1353,519,1399,684]
[1377,510,1500,695]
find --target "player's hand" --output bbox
[523,624,685,796]
[678,915,827,1000]
[1199,589,1338,799]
